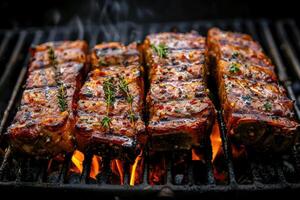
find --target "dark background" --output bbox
[0,0,299,29]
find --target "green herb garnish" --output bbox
[174,109,181,113]
[98,59,108,66]
[231,51,239,59]
[119,77,133,104]
[118,76,136,123]
[101,77,116,129]
[103,77,116,107]
[129,113,137,123]
[151,43,168,58]
[229,63,240,73]
[49,46,67,112]
[101,116,111,129]
[57,83,68,112]
[263,102,272,111]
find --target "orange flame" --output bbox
[210,120,222,161]
[111,159,124,185]
[90,155,102,179]
[70,150,84,174]
[130,151,143,186]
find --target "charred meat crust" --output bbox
[207,28,299,152]
[7,40,88,156]
[144,32,216,151]
[75,42,146,161]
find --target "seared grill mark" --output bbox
[7,40,88,156]
[75,42,146,158]
[144,32,215,151]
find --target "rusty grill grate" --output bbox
[0,19,300,198]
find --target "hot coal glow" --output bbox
[149,154,167,185]
[192,149,203,161]
[231,144,247,160]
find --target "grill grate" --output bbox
[1,19,300,198]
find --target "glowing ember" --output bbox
[130,151,143,186]
[231,144,247,159]
[214,168,227,182]
[111,159,124,185]
[192,149,204,161]
[90,155,102,179]
[210,120,222,161]
[70,150,84,174]
[47,154,67,174]
[149,155,166,185]
[47,159,53,173]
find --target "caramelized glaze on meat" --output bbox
[144,32,216,151]
[75,42,146,161]
[7,41,88,156]
[207,28,299,152]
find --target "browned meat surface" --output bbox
[144,32,216,151]
[207,28,299,152]
[75,42,146,161]
[7,41,88,156]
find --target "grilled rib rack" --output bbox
[1,19,300,198]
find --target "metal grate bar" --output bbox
[166,156,172,185]
[0,31,27,88]
[0,31,13,68]
[260,20,289,81]
[276,21,300,80]
[81,152,92,184]
[0,19,300,196]
[58,153,72,183]
[0,31,42,136]
[287,20,300,58]
[217,112,236,185]
[0,147,11,180]
[245,20,259,41]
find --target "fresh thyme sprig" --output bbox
[57,83,68,112]
[101,77,116,129]
[101,116,111,129]
[103,77,116,107]
[118,76,136,123]
[151,43,168,58]
[119,77,133,104]
[48,46,68,112]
